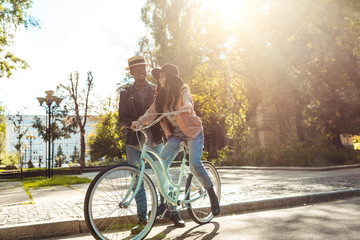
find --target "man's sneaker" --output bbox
[130,218,147,234]
[157,203,171,218]
[170,214,185,228]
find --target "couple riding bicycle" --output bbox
[84,57,220,240]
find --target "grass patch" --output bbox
[21,175,92,191]
[25,189,34,202]
[4,175,92,203]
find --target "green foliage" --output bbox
[216,140,360,167]
[88,111,126,162]
[188,62,249,156]
[0,105,6,163]
[56,145,63,158]
[141,0,205,77]
[231,0,360,147]
[0,152,18,166]
[8,112,28,153]
[212,146,231,166]
[72,146,79,162]
[140,0,360,166]
[32,106,78,143]
[0,0,39,78]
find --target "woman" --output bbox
[131,63,220,226]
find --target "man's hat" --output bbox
[125,56,150,70]
[151,63,183,83]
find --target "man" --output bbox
[118,56,185,230]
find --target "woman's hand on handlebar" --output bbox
[131,120,141,131]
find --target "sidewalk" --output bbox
[1,165,360,239]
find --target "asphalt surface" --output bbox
[46,196,360,240]
[1,164,360,240]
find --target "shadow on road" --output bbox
[148,221,220,240]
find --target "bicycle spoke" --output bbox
[84,164,158,240]
[186,161,221,224]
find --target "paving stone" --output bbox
[0,168,359,227]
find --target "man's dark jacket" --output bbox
[118,83,163,146]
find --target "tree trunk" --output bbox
[331,132,344,149]
[295,107,305,142]
[276,104,285,142]
[80,127,86,167]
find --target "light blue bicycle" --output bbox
[84,110,221,240]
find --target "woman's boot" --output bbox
[207,187,220,216]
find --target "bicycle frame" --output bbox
[122,111,207,208]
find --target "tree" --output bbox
[88,113,123,162]
[8,112,28,165]
[295,0,360,147]
[141,0,205,77]
[56,145,63,157]
[59,71,94,167]
[231,0,360,148]
[0,105,6,164]
[139,0,360,165]
[72,146,79,163]
[0,0,39,78]
[32,106,78,167]
[88,95,126,162]
[56,145,63,167]
[88,111,125,162]
[140,0,235,157]
[32,106,78,145]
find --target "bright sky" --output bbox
[0,0,146,115]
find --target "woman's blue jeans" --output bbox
[160,131,213,192]
[126,144,163,220]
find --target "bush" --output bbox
[215,140,360,167]
[1,152,19,166]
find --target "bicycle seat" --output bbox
[179,141,188,148]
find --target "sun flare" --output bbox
[203,0,251,22]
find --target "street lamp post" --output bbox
[20,149,24,179]
[37,90,63,178]
[20,144,29,178]
[26,133,36,168]
[23,144,29,168]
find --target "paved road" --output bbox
[1,166,360,239]
[45,196,360,240]
[1,167,360,225]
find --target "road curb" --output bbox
[217,164,360,171]
[1,189,360,240]
[218,189,360,215]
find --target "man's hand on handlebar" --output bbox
[131,109,190,131]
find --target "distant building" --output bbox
[340,134,360,150]
[5,115,97,167]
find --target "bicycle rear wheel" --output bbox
[185,161,221,224]
[84,164,158,240]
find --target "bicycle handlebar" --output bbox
[134,109,190,131]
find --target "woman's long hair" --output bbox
[155,73,184,132]
[155,72,184,113]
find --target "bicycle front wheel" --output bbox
[185,161,221,224]
[84,164,158,240]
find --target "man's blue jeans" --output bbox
[126,144,163,220]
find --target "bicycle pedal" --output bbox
[160,209,171,219]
